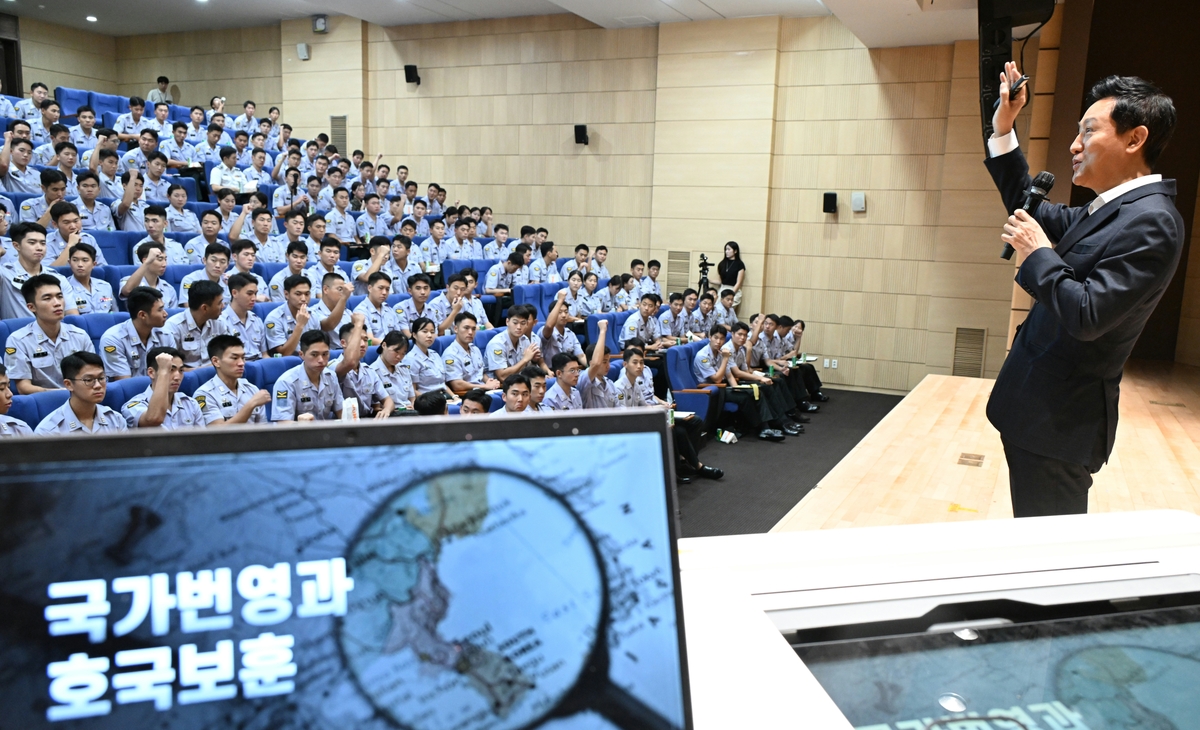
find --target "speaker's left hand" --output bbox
[1002,209,1052,258]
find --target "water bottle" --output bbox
[666,389,675,426]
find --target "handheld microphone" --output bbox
[1002,170,1055,260]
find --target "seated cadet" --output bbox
[2,138,41,194]
[491,373,531,416]
[323,188,357,249]
[115,96,153,143]
[212,188,240,236]
[680,288,702,339]
[484,251,523,300]
[713,288,739,328]
[120,128,159,175]
[113,169,149,232]
[641,259,664,300]
[413,390,448,416]
[210,146,248,195]
[125,204,182,263]
[0,362,33,436]
[615,273,637,311]
[301,214,327,261]
[141,152,172,201]
[777,315,828,402]
[304,238,351,292]
[692,291,718,336]
[561,244,590,278]
[427,273,470,335]
[658,292,690,344]
[178,242,231,303]
[34,352,128,434]
[70,105,100,152]
[457,268,490,326]
[163,279,233,368]
[19,169,67,226]
[192,124,226,166]
[165,184,200,234]
[64,242,116,314]
[55,141,81,196]
[45,201,106,266]
[528,241,561,284]
[70,171,117,231]
[595,275,622,313]
[351,235,391,295]
[227,239,269,298]
[619,293,668,352]
[307,272,352,337]
[397,273,435,338]
[482,223,509,258]
[459,388,491,415]
[94,147,127,200]
[13,81,47,120]
[31,123,68,166]
[403,316,458,402]
[195,334,270,426]
[232,100,258,134]
[146,102,170,137]
[540,289,586,369]
[415,218,446,268]
[752,313,819,417]
[262,209,309,263]
[245,148,273,187]
[382,235,422,296]
[440,219,483,261]
[272,166,309,215]
[723,321,803,436]
[520,365,548,412]
[160,122,197,172]
[268,241,310,302]
[4,274,93,393]
[2,223,73,321]
[271,330,342,422]
[330,316,393,419]
[576,272,602,317]
[100,286,169,379]
[121,346,205,429]
[29,99,60,146]
[444,312,500,392]
[353,271,403,343]
[220,273,267,361]
[556,269,586,325]
[370,330,415,411]
[265,274,319,356]
[183,210,223,266]
[356,194,390,241]
[316,167,346,210]
[487,304,542,381]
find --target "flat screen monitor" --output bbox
[0,411,691,730]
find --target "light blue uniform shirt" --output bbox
[69,199,116,231]
[167,206,200,233]
[353,298,405,339]
[35,401,127,434]
[121,385,205,429]
[270,364,340,421]
[369,357,414,407]
[63,276,116,314]
[0,263,68,320]
[99,319,169,378]
[162,308,235,366]
[217,306,266,361]
[485,331,530,377]
[4,321,94,389]
[0,412,32,436]
[263,304,320,355]
[442,339,486,384]
[402,345,447,393]
[328,355,389,412]
[194,375,267,424]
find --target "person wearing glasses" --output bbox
[34,351,127,434]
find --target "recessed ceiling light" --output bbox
[86,15,97,21]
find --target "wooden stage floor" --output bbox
[771,360,1200,532]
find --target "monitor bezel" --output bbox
[1,409,692,730]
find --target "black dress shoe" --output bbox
[676,474,693,484]
[782,423,803,436]
[791,413,811,423]
[800,402,820,413]
[699,465,724,480]
[812,392,830,402]
[758,428,785,442]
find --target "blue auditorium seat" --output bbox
[7,394,40,430]
[168,104,192,123]
[180,366,217,396]
[29,390,71,427]
[88,92,124,119]
[252,301,282,322]
[432,334,455,355]
[244,356,301,419]
[665,340,732,429]
[64,312,129,353]
[473,327,503,352]
[102,376,151,411]
[89,231,142,267]
[174,176,199,202]
[0,317,34,348]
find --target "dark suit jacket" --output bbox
[984,147,1184,471]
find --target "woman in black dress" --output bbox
[717,241,745,312]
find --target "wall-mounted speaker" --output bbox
[574,124,589,145]
[823,192,838,214]
[296,43,311,62]
[404,65,421,86]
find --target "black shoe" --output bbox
[800,402,821,413]
[791,413,811,423]
[699,465,724,480]
[782,423,803,436]
[676,474,693,484]
[758,428,785,442]
[812,392,830,402]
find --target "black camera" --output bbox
[697,254,713,291]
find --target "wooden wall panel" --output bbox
[1177,175,1200,366]
[115,25,282,111]
[20,18,118,96]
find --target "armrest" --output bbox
[674,389,712,394]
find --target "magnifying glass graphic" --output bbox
[338,467,681,730]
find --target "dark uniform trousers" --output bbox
[672,417,706,471]
[717,383,787,431]
[1002,436,1092,517]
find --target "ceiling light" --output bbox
[86,16,97,21]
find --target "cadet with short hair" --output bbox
[444,312,500,392]
[271,330,342,422]
[46,201,107,266]
[309,272,354,339]
[0,363,33,436]
[63,242,115,314]
[34,352,128,434]
[121,347,205,429]
[521,365,547,411]
[100,286,169,379]
[4,274,94,393]
[492,373,531,416]
[330,314,393,419]
[487,304,541,380]
[353,271,403,343]
[269,241,311,302]
[382,235,422,295]
[459,388,491,415]
[1,222,72,319]
[120,240,179,308]
[539,289,586,368]
[413,390,448,416]
[220,273,267,361]
[163,279,233,367]
[265,275,318,356]
[177,242,231,302]
[195,335,270,425]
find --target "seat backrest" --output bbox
[168,104,192,123]
[31,390,71,425]
[252,301,283,322]
[607,359,624,382]
[184,201,217,217]
[63,312,130,353]
[386,292,412,307]
[101,110,120,130]
[163,264,203,294]
[180,366,217,396]
[7,394,40,429]
[347,295,366,312]
[474,326,503,352]
[1,317,35,348]
[174,176,199,202]
[244,357,301,416]
[90,231,143,267]
[88,92,124,118]
[610,311,634,354]
[102,375,151,411]
[666,341,706,391]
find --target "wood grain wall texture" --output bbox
[365,14,658,270]
[765,16,1038,392]
[116,25,282,111]
[1176,178,1200,367]
[282,16,366,152]
[19,17,118,96]
[649,16,782,316]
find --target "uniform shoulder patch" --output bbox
[266,322,275,329]
[195,395,207,408]
[444,359,454,365]
[182,282,191,289]
[4,347,15,355]
[103,345,117,354]
[20,204,30,210]
[493,349,502,356]
[276,390,288,399]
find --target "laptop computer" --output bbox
[0,410,691,730]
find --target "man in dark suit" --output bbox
[986,62,1183,517]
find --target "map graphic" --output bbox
[0,433,687,730]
